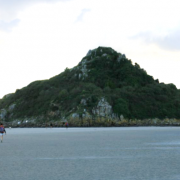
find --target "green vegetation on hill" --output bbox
[0,47,180,123]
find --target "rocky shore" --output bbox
[2,117,180,128]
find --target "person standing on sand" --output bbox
[50,123,53,128]
[65,122,69,129]
[0,123,6,143]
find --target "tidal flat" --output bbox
[1,127,180,180]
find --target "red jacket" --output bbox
[0,125,5,134]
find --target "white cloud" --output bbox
[0,0,72,31]
[0,19,20,32]
[132,29,180,51]
[76,9,91,22]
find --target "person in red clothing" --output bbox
[0,123,6,143]
[65,122,69,129]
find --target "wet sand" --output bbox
[1,127,180,180]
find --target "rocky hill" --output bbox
[0,47,180,126]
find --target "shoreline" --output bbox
[2,118,180,128]
[4,124,180,128]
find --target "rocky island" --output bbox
[0,47,180,127]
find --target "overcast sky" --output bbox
[0,0,180,98]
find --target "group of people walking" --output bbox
[46,122,69,128]
[0,123,6,143]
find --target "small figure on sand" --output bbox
[65,122,69,129]
[0,123,6,143]
[50,123,53,128]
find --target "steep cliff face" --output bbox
[0,46,180,123]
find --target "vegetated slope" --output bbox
[0,46,180,121]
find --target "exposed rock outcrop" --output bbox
[80,99,87,105]
[78,59,88,79]
[92,98,112,117]
[8,104,16,112]
[0,109,7,119]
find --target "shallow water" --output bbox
[1,127,180,180]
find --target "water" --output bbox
[1,127,180,180]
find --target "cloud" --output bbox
[0,19,20,32]
[0,0,72,31]
[76,8,91,22]
[154,31,180,51]
[0,0,70,8]
[132,29,180,51]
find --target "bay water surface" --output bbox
[1,127,180,180]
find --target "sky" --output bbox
[0,0,180,98]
